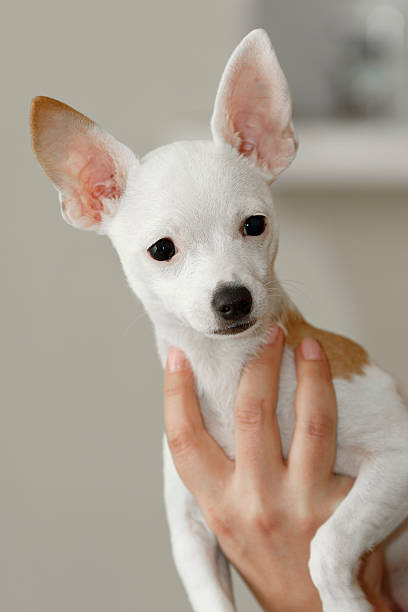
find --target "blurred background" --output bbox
[2,0,407,610]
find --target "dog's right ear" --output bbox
[31,97,137,232]
[211,29,297,183]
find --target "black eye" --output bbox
[148,238,176,261]
[243,215,266,236]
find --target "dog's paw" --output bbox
[308,526,374,612]
[321,597,373,612]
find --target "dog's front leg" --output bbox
[309,450,408,612]
[163,438,236,612]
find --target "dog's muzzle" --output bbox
[212,284,252,321]
[211,284,255,335]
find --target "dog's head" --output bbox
[31,29,297,338]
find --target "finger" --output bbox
[164,347,232,503]
[358,546,387,610]
[234,324,285,483]
[288,338,337,487]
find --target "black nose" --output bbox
[212,285,252,322]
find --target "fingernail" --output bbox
[301,337,323,360]
[265,323,279,344]
[167,346,186,372]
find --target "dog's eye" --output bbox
[243,215,266,236]
[148,238,176,261]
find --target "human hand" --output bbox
[163,325,387,611]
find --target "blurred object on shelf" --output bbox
[331,1,406,117]
[254,0,408,120]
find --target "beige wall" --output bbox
[3,1,407,611]
[275,188,408,390]
[3,2,260,611]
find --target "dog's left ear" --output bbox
[31,97,137,232]
[211,29,297,182]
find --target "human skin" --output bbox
[163,325,389,611]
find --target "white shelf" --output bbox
[164,119,408,191]
[279,121,408,191]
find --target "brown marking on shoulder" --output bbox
[280,309,369,380]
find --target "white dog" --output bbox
[31,29,408,612]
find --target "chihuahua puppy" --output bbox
[31,29,408,612]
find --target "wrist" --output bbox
[260,584,322,612]
[239,566,322,612]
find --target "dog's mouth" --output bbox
[213,320,257,336]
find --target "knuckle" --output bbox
[164,370,194,400]
[235,397,265,430]
[299,361,328,382]
[167,427,197,457]
[250,508,280,536]
[253,352,274,369]
[206,506,232,538]
[163,379,183,400]
[296,513,319,537]
[301,414,333,440]
[248,350,280,378]
[244,490,280,535]
[251,512,270,535]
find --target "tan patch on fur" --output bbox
[30,96,95,170]
[280,309,369,380]
[30,97,94,154]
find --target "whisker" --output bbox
[265,278,312,305]
[122,309,149,335]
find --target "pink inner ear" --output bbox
[62,135,124,225]
[235,111,263,155]
[78,154,121,218]
[211,30,297,181]
[231,71,278,160]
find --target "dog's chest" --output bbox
[158,331,403,476]
[190,346,392,478]
[194,346,298,459]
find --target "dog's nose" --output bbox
[212,285,252,322]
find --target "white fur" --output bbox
[32,29,408,612]
[101,138,408,610]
